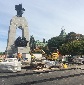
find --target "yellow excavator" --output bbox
[49,52,59,60]
[41,49,59,61]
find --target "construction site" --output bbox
[1,3,84,85]
[0,50,84,85]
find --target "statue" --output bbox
[29,35,36,51]
[15,36,28,47]
[15,4,25,17]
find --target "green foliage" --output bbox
[59,40,84,55]
[65,32,77,42]
[48,36,65,52]
[47,31,84,55]
[0,52,5,55]
[65,32,84,43]
[0,52,2,55]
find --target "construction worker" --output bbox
[62,62,68,68]
[29,52,35,61]
[31,54,36,61]
[17,52,22,61]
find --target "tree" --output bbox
[65,32,84,43]
[59,40,84,56]
[65,32,77,43]
[48,36,65,52]
[0,52,5,55]
[0,52,2,55]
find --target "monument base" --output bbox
[6,47,30,57]
[16,47,30,53]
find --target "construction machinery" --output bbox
[47,52,59,60]
[41,49,59,61]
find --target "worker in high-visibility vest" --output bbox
[62,62,68,68]
[29,52,35,61]
[17,53,22,61]
[31,54,35,61]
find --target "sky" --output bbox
[1,0,84,52]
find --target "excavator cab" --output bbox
[46,52,59,60]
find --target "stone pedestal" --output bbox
[17,47,30,53]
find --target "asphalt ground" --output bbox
[0,65,84,85]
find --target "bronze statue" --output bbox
[15,4,25,17]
